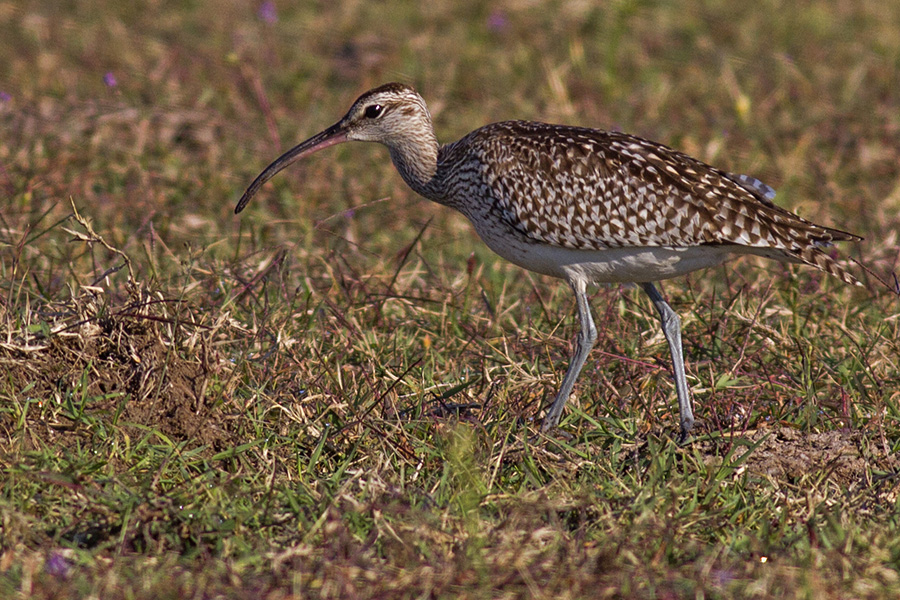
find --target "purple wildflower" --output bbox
[487,10,508,32]
[103,72,117,88]
[258,2,278,23]
[45,552,71,578]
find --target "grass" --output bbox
[2,0,900,597]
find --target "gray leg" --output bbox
[641,282,695,442]
[542,279,597,431]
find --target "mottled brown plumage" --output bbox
[433,121,861,285]
[236,82,862,441]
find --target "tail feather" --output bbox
[792,246,863,287]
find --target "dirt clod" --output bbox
[1,286,234,452]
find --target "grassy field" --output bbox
[2,0,900,597]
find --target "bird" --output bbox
[235,82,862,442]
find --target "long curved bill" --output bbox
[234,122,347,214]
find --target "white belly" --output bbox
[475,223,741,284]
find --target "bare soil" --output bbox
[734,426,900,490]
[1,287,235,453]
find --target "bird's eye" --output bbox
[364,104,384,119]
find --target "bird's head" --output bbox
[235,82,434,214]
[340,82,433,145]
